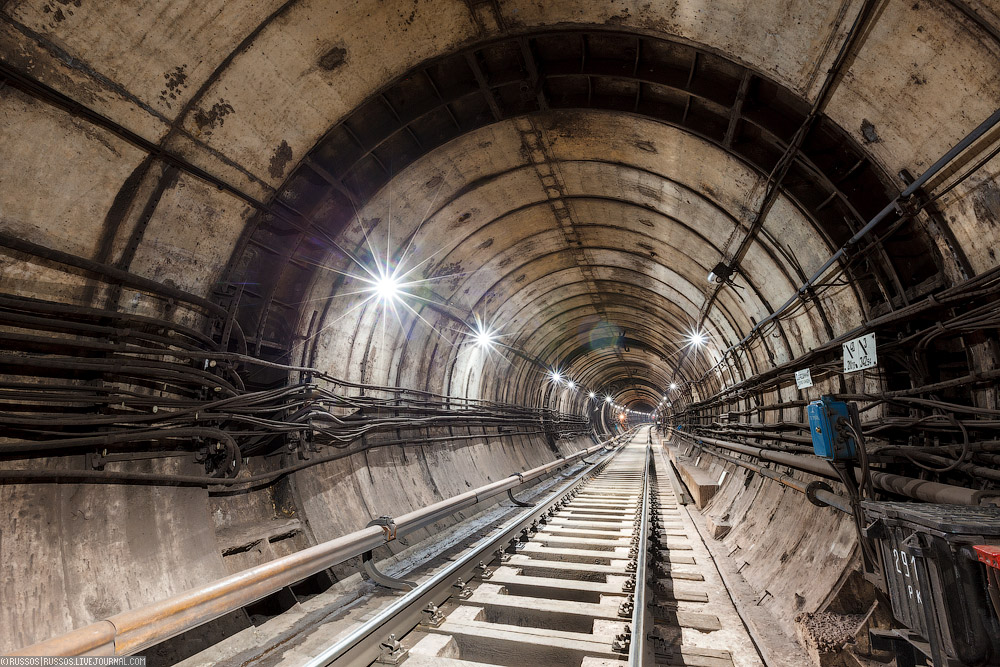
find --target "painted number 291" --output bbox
[892,548,922,605]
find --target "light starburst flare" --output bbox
[473,330,494,348]
[372,271,403,303]
[468,315,498,349]
[293,168,477,357]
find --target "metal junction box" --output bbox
[807,396,856,460]
[862,501,1000,666]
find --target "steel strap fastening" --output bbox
[367,516,398,542]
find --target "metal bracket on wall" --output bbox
[805,480,835,508]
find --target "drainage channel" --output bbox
[307,427,761,667]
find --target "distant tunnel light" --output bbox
[589,391,596,399]
[567,380,575,389]
[669,382,678,390]
[605,396,613,403]
[550,370,562,384]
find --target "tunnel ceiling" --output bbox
[226,28,940,408]
[3,0,999,410]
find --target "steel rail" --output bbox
[6,431,633,658]
[627,440,653,667]
[304,431,634,667]
[655,436,692,506]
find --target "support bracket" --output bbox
[805,480,835,508]
[507,472,534,506]
[367,515,399,542]
[361,515,415,590]
[362,550,416,590]
[507,488,534,507]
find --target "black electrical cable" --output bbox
[0,426,584,488]
[829,461,879,566]
[842,420,874,499]
[896,414,971,474]
[0,294,218,349]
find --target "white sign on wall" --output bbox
[843,333,878,373]
[794,368,813,389]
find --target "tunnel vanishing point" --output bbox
[2,1,1000,666]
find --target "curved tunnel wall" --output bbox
[1,0,999,656]
[295,110,870,407]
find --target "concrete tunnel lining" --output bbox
[1,0,1000,664]
[295,109,877,405]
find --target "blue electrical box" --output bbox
[807,396,856,460]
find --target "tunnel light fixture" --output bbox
[471,322,496,349]
[373,272,403,303]
[473,330,494,348]
[304,207,480,353]
[567,380,575,390]
[471,324,494,348]
[589,391,596,399]
[605,396,613,404]
[688,330,707,347]
[550,370,563,385]
[669,382,678,390]
[467,314,507,353]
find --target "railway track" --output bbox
[289,428,762,667]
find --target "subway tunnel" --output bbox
[2,1,1000,665]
